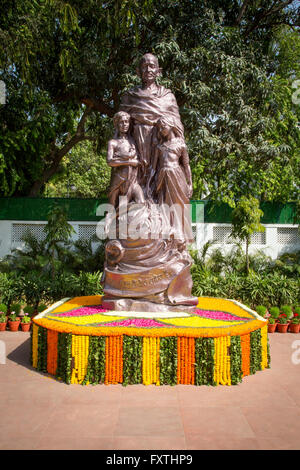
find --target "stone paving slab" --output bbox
[0,331,300,450]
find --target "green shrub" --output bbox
[0,273,22,311]
[8,313,18,321]
[281,305,293,319]
[269,307,280,319]
[0,313,6,322]
[23,305,35,315]
[21,315,31,324]
[20,272,50,311]
[38,304,47,313]
[256,305,268,316]
[268,317,276,324]
[294,306,300,315]
[10,303,21,315]
[0,303,8,314]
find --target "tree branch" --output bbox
[236,0,251,25]
[80,97,114,116]
[244,0,294,36]
[28,106,94,196]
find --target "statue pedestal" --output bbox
[101,297,197,314]
[31,295,269,386]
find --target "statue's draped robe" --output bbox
[120,85,184,177]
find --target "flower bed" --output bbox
[31,296,270,386]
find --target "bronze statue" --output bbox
[107,111,144,207]
[101,53,197,312]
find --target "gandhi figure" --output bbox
[119,53,184,190]
[107,111,144,208]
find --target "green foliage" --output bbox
[256,306,268,317]
[122,336,143,386]
[21,315,31,324]
[0,273,22,311]
[38,304,48,313]
[20,273,50,311]
[82,336,106,385]
[23,305,35,316]
[0,207,105,279]
[280,305,293,319]
[250,330,262,375]
[230,336,243,385]
[268,317,276,325]
[192,268,299,309]
[0,313,6,322]
[0,303,8,315]
[291,316,300,325]
[44,141,111,198]
[159,337,177,386]
[295,307,300,315]
[0,1,299,203]
[8,313,18,321]
[10,303,21,315]
[56,332,72,384]
[230,196,265,274]
[278,315,288,324]
[269,307,280,319]
[194,337,216,386]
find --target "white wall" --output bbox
[0,220,299,260]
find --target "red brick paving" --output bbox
[0,331,300,450]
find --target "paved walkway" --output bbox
[0,331,300,450]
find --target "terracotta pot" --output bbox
[268,323,277,333]
[289,323,300,334]
[0,322,7,331]
[277,323,289,333]
[8,320,20,332]
[20,322,31,332]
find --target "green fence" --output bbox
[0,198,298,224]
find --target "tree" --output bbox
[44,140,111,198]
[0,0,299,202]
[230,196,265,274]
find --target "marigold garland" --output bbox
[31,297,270,386]
[241,333,251,377]
[214,336,231,385]
[142,337,160,385]
[71,335,90,384]
[261,325,268,370]
[47,329,58,376]
[31,324,39,369]
[34,316,266,338]
[105,335,123,384]
[177,337,195,385]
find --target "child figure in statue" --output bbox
[107,111,144,208]
[148,116,193,243]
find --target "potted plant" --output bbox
[269,307,280,321]
[267,317,277,333]
[289,316,300,334]
[8,312,21,332]
[0,312,7,331]
[277,314,289,333]
[281,305,293,323]
[20,315,31,332]
[256,305,268,319]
